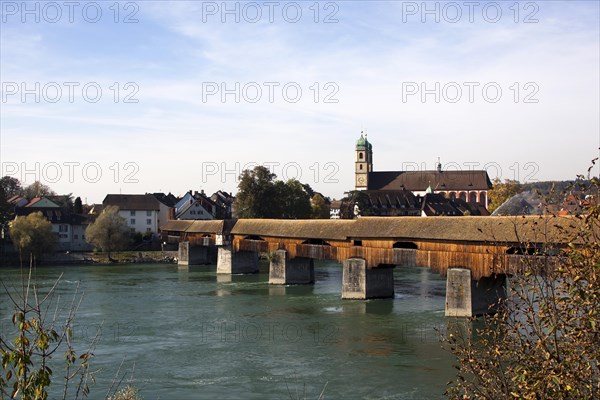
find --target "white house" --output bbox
[103,194,160,234]
[174,191,216,220]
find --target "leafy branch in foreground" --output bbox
[0,263,98,400]
[443,169,600,399]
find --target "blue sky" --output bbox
[1,0,599,203]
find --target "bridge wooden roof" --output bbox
[162,216,581,245]
[161,220,194,232]
[351,216,578,244]
[230,219,355,240]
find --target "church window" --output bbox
[479,192,487,205]
[469,192,477,203]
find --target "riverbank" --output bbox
[0,250,178,267]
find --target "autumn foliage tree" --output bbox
[85,205,131,261]
[487,178,523,213]
[9,212,56,263]
[444,172,600,399]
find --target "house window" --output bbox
[147,211,152,216]
[73,234,78,240]
[146,228,152,232]
[199,210,204,214]
[146,219,152,225]
[190,210,196,215]
[130,219,136,225]
[59,224,69,232]
[130,211,136,216]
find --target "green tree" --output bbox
[339,191,372,219]
[444,176,600,399]
[234,166,279,218]
[487,178,523,213]
[20,181,56,199]
[51,194,74,213]
[234,166,317,219]
[85,205,131,261]
[0,176,22,232]
[9,212,56,262]
[73,197,83,214]
[311,193,330,219]
[275,179,312,219]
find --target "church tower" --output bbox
[355,132,373,190]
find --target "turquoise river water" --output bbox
[0,261,457,399]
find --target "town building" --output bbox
[175,190,218,220]
[103,194,160,234]
[14,197,92,251]
[329,200,342,219]
[150,192,178,227]
[211,190,236,219]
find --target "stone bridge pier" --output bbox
[268,249,314,284]
[342,258,395,300]
[178,241,211,265]
[217,245,259,274]
[445,268,507,317]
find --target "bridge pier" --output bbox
[217,245,259,274]
[445,268,507,317]
[269,249,314,284]
[178,241,210,266]
[342,258,394,300]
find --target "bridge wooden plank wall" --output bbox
[162,216,576,279]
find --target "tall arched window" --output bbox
[469,192,477,203]
[479,192,487,205]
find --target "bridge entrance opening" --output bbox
[244,235,265,241]
[393,242,418,250]
[301,239,331,246]
[506,246,538,255]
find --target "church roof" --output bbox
[367,170,492,191]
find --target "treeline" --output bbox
[487,177,598,214]
[234,166,330,219]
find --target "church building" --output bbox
[354,133,492,207]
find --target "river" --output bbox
[0,261,457,399]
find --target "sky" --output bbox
[0,0,599,204]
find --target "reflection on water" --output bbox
[0,261,456,399]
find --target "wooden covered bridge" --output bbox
[161,216,576,317]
